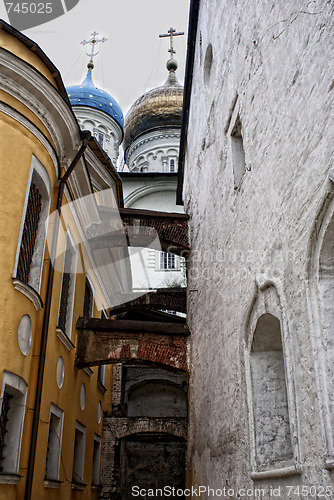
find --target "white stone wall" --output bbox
[183,0,334,497]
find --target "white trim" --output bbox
[56,328,75,351]
[307,193,334,458]
[63,186,114,309]
[244,282,299,475]
[126,128,180,166]
[0,48,79,154]
[83,367,93,377]
[13,155,52,295]
[45,403,64,481]
[124,181,177,208]
[85,274,95,318]
[0,371,28,474]
[57,229,78,340]
[0,102,59,177]
[72,421,86,484]
[251,465,300,480]
[12,279,43,311]
[44,479,62,488]
[91,434,102,486]
[0,474,22,484]
[85,147,117,188]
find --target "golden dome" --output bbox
[123,70,183,153]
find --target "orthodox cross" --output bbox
[81,31,107,62]
[159,27,184,58]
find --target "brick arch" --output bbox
[108,418,187,440]
[106,337,187,372]
[75,318,189,372]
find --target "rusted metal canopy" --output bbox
[86,207,189,256]
[108,288,187,315]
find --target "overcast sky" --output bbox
[0,0,190,115]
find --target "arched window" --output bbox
[13,156,51,307]
[97,132,104,148]
[83,275,95,318]
[45,404,64,482]
[250,314,293,468]
[127,381,187,417]
[0,371,28,476]
[57,231,78,340]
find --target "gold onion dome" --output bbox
[123,60,184,153]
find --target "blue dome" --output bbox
[67,69,124,129]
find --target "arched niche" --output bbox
[245,284,298,476]
[250,314,293,466]
[126,380,187,418]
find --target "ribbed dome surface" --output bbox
[67,69,124,129]
[124,71,183,152]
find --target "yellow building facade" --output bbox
[0,20,125,500]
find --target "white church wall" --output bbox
[183,0,334,496]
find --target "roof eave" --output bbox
[176,0,201,205]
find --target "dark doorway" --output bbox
[120,433,186,500]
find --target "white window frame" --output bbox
[44,404,64,482]
[97,132,104,149]
[0,371,28,478]
[72,421,86,484]
[57,230,78,340]
[98,365,106,387]
[91,434,102,486]
[169,158,176,172]
[83,274,95,318]
[158,251,180,271]
[13,155,51,309]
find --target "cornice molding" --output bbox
[126,128,180,165]
[0,101,59,177]
[12,278,43,311]
[56,328,75,351]
[0,48,80,157]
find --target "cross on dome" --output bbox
[159,27,184,59]
[81,31,107,69]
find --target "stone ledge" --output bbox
[251,465,300,480]
[12,278,43,310]
[71,482,87,490]
[56,328,75,351]
[0,473,22,485]
[44,479,63,488]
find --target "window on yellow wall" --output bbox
[45,404,64,482]
[72,421,86,484]
[0,371,28,476]
[13,155,51,295]
[83,276,94,318]
[91,434,101,486]
[57,231,78,339]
